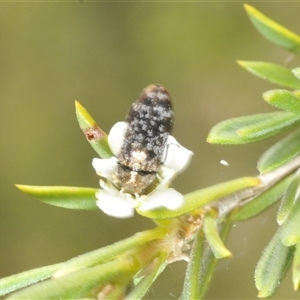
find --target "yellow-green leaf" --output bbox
[203,214,231,259]
[16,185,98,210]
[180,229,205,300]
[7,259,134,300]
[207,111,300,145]
[244,4,300,53]
[280,194,300,246]
[238,61,300,89]
[293,242,300,291]
[277,172,300,225]
[137,177,261,219]
[264,89,300,114]
[293,68,300,81]
[181,222,231,300]
[257,129,300,174]
[255,229,294,298]
[75,101,113,159]
[127,252,167,300]
[0,264,61,297]
[54,227,166,277]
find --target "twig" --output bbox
[208,155,300,218]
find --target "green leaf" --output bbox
[203,214,232,259]
[293,242,300,291]
[126,253,167,300]
[263,89,300,114]
[54,227,166,277]
[0,264,61,297]
[258,129,300,174]
[280,193,300,246]
[7,259,135,300]
[277,172,300,225]
[16,185,98,210]
[231,175,293,222]
[180,229,205,300]
[293,68,300,81]
[137,177,261,219]
[244,4,300,53]
[255,229,294,298]
[181,222,231,300]
[0,227,164,297]
[237,61,300,89]
[75,101,113,159]
[207,111,300,145]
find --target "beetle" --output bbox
[112,84,173,195]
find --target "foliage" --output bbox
[1,4,300,299]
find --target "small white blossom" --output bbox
[92,122,193,218]
[95,185,135,218]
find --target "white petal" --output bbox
[156,166,175,190]
[139,188,184,211]
[92,157,118,180]
[108,122,128,156]
[95,190,134,218]
[162,135,193,174]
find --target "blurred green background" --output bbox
[1,2,300,299]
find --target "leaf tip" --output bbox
[206,135,213,144]
[75,100,85,113]
[257,291,268,298]
[220,249,232,259]
[15,184,26,192]
[243,3,254,13]
[257,284,273,298]
[293,277,300,291]
[262,90,272,102]
[236,60,247,69]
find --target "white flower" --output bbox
[92,122,193,218]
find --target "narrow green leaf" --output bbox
[280,194,300,246]
[181,222,231,300]
[7,259,134,300]
[258,129,300,174]
[207,111,300,145]
[237,61,300,89]
[54,227,166,277]
[244,4,300,53]
[180,229,205,300]
[293,68,300,81]
[264,89,300,114]
[126,253,168,300]
[75,101,113,159]
[16,185,98,210]
[0,264,62,297]
[231,175,292,222]
[203,214,231,259]
[255,229,294,298]
[137,177,261,219]
[277,172,300,225]
[293,242,300,290]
